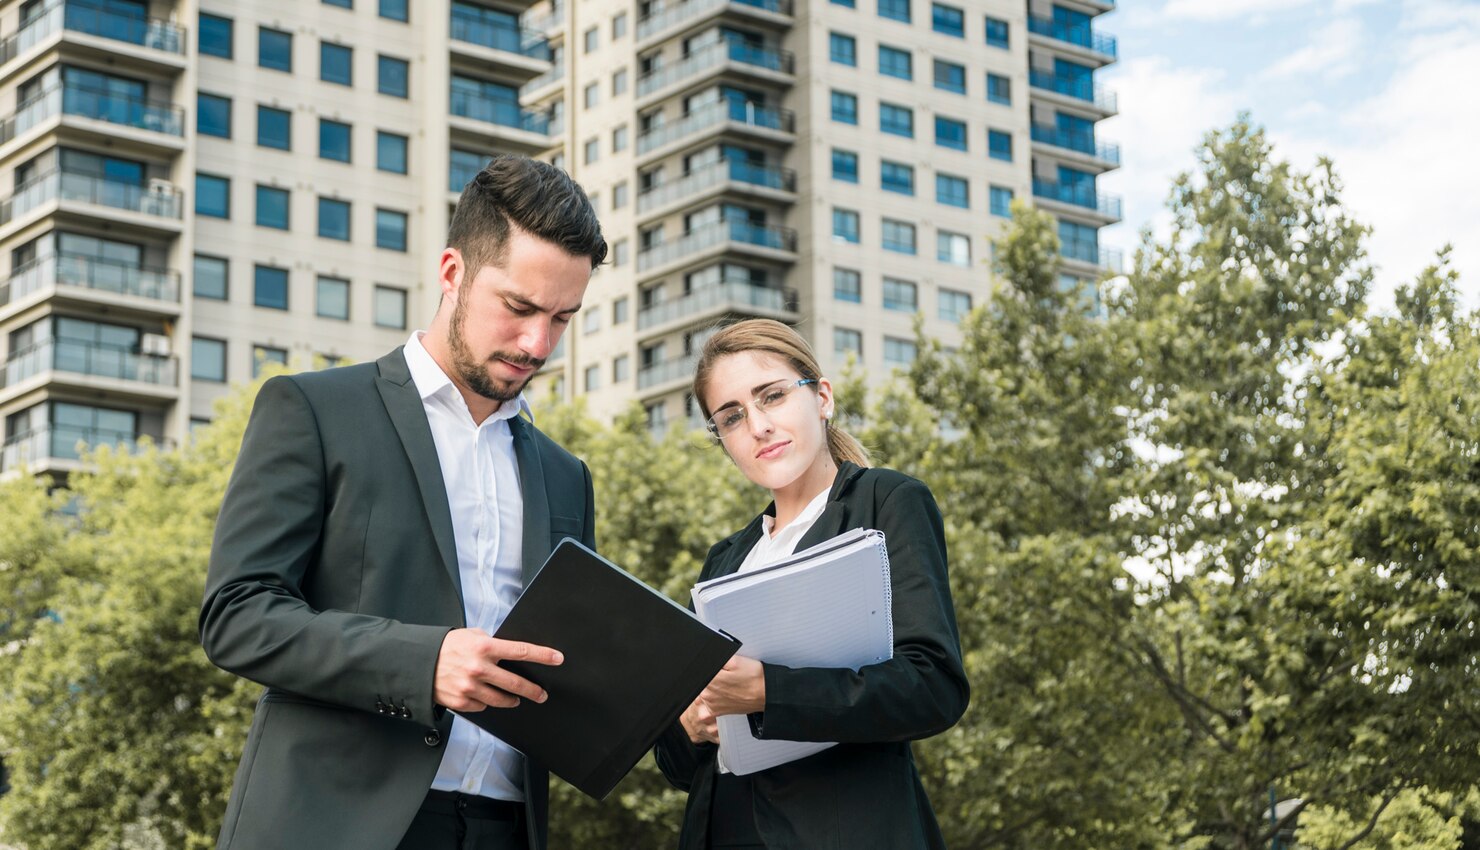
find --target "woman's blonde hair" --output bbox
[693,319,870,468]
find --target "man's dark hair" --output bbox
[449,155,607,272]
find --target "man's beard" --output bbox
[448,295,544,403]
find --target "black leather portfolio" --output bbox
[455,539,741,799]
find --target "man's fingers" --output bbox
[485,637,564,667]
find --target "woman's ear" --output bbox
[815,377,835,420]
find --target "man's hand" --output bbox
[434,628,564,712]
[680,696,719,745]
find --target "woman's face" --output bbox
[703,351,835,497]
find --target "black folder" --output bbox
[455,539,741,799]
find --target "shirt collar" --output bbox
[403,331,532,424]
[760,484,832,537]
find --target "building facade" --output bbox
[0,0,1117,479]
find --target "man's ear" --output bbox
[437,248,465,300]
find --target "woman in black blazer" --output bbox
[655,319,969,849]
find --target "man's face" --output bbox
[445,227,590,403]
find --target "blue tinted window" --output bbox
[833,208,860,243]
[378,55,409,97]
[377,131,408,174]
[932,3,963,37]
[880,160,913,195]
[831,0,855,7]
[834,268,862,303]
[259,27,292,72]
[990,185,1013,217]
[254,265,289,310]
[882,219,916,254]
[989,129,1013,161]
[985,16,1008,48]
[321,42,353,86]
[256,185,290,229]
[830,90,858,125]
[318,197,350,240]
[883,277,917,311]
[878,45,911,80]
[324,0,352,7]
[450,149,485,192]
[197,93,230,138]
[988,72,1011,105]
[195,173,229,218]
[879,0,910,23]
[832,149,859,183]
[936,173,969,208]
[935,116,966,150]
[199,13,233,58]
[258,106,290,150]
[880,102,913,138]
[829,32,856,66]
[934,59,965,93]
[380,0,409,21]
[376,208,408,251]
[319,119,351,162]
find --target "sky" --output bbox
[1096,0,1480,312]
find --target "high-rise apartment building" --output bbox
[0,0,1116,479]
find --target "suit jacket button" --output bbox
[424,729,442,747]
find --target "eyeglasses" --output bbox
[705,379,817,438]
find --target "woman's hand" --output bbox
[680,696,719,744]
[699,655,766,718]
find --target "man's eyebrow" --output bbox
[500,291,582,315]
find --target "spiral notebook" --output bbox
[692,527,893,775]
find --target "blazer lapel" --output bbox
[509,415,551,587]
[795,462,864,552]
[374,347,464,611]
[707,515,767,581]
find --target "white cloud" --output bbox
[1161,0,1318,23]
[1260,16,1364,81]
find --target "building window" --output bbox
[612,354,630,383]
[939,287,972,322]
[197,93,231,138]
[884,335,917,366]
[376,209,408,251]
[832,148,859,183]
[374,285,407,328]
[318,197,350,241]
[259,27,292,72]
[987,72,1011,105]
[613,124,629,152]
[935,116,967,151]
[378,55,409,97]
[833,268,862,303]
[613,180,629,208]
[830,90,858,125]
[584,81,600,109]
[989,129,1013,161]
[613,67,629,95]
[584,26,599,53]
[584,308,601,335]
[880,102,913,138]
[938,230,970,266]
[194,255,228,300]
[832,208,861,244]
[256,185,290,230]
[252,345,289,378]
[377,131,408,174]
[613,12,628,38]
[613,296,629,324]
[321,42,353,86]
[380,0,409,22]
[990,184,1014,217]
[199,13,233,59]
[985,16,1008,48]
[583,364,600,392]
[878,45,912,80]
[196,173,230,218]
[830,32,856,66]
[584,137,599,164]
[192,337,227,382]
[880,160,914,195]
[934,59,965,94]
[832,0,855,8]
[878,0,910,23]
[610,238,628,266]
[932,3,964,37]
[325,0,352,8]
[834,327,862,357]
[882,277,917,312]
[254,265,289,310]
[320,118,351,162]
[882,218,916,254]
[257,105,291,150]
[936,173,969,208]
[316,275,350,320]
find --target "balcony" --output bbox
[1027,15,1117,61]
[0,2,185,67]
[1,425,152,473]
[637,351,699,391]
[2,338,178,395]
[638,158,795,216]
[638,277,797,332]
[637,0,793,44]
[0,170,182,229]
[0,84,183,147]
[637,99,794,158]
[637,38,793,101]
[1,253,180,312]
[524,1,565,35]
[1060,241,1123,274]
[521,63,565,102]
[450,9,552,60]
[1029,69,1118,114]
[1029,125,1120,168]
[1033,178,1122,221]
[637,218,796,274]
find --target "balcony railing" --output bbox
[524,1,565,33]
[450,10,552,60]
[3,337,177,390]
[1029,125,1121,166]
[637,352,699,390]
[637,99,793,155]
[1,425,144,471]
[1032,178,1122,219]
[0,1,184,64]
[637,278,797,330]
[0,84,183,144]
[521,63,566,97]
[637,218,796,272]
[451,89,552,134]
[0,170,182,225]
[637,0,793,42]
[1027,15,1117,59]
[637,158,795,213]
[637,38,793,98]
[1028,70,1118,112]
[2,253,180,306]
[1060,242,1123,273]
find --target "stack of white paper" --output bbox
[692,527,893,775]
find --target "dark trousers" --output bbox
[396,790,528,850]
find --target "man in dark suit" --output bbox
[200,155,606,850]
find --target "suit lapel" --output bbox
[509,415,551,587]
[795,462,864,552]
[374,348,464,611]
